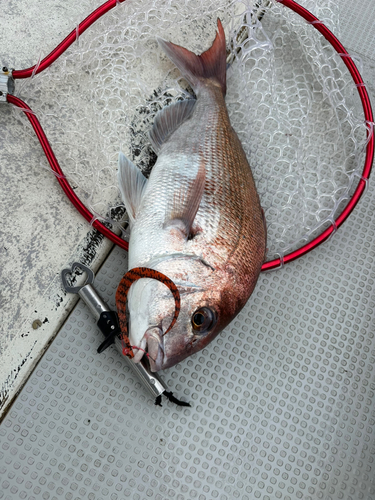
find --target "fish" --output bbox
[115,19,267,372]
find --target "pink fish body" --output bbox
[116,20,266,371]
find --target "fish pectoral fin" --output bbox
[117,152,147,225]
[149,99,196,154]
[164,162,205,240]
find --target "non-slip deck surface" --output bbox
[1,212,375,500]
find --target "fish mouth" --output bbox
[132,326,164,372]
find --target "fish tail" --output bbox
[157,19,227,96]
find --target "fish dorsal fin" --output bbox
[157,19,227,95]
[149,99,196,154]
[165,162,205,239]
[117,152,147,225]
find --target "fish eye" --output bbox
[191,307,216,333]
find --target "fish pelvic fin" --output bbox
[165,161,206,240]
[118,152,147,225]
[157,18,227,96]
[149,99,196,154]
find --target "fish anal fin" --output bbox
[149,99,196,154]
[165,162,206,240]
[118,152,147,225]
[157,19,226,95]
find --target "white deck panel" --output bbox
[0,0,113,418]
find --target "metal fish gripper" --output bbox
[61,262,190,407]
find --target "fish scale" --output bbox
[134,91,252,263]
[117,20,266,371]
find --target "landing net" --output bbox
[12,0,371,263]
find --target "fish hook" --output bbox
[115,267,181,357]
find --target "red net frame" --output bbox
[7,0,374,270]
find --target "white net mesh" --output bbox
[13,0,369,262]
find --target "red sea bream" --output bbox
[116,20,266,371]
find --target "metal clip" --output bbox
[0,67,15,102]
[61,262,190,407]
[61,262,107,319]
